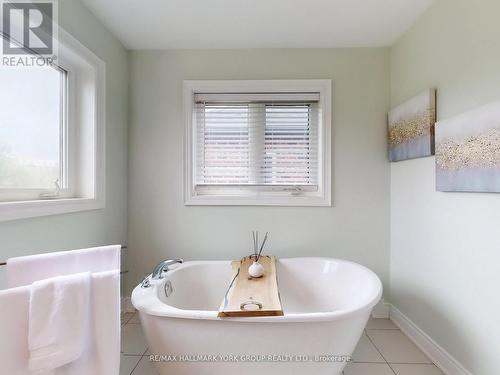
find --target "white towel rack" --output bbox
[0,246,128,267]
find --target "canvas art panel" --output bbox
[388,89,436,162]
[435,101,500,192]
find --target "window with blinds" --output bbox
[184,80,331,206]
[194,93,319,194]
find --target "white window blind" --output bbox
[194,92,319,193]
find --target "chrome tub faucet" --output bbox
[151,259,183,280]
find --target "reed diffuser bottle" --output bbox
[248,231,268,278]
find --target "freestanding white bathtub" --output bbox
[131,257,382,375]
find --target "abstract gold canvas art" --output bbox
[388,89,436,162]
[436,101,500,192]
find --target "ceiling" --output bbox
[80,0,434,49]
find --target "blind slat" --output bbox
[195,98,319,187]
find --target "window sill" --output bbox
[185,194,331,207]
[0,197,105,222]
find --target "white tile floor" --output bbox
[120,312,444,375]
[345,318,443,375]
[120,312,157,375]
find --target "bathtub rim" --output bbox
[131,257,383,323]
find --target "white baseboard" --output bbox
[371,300,390,318]
[390,305,472,375]
[121,296,135,313]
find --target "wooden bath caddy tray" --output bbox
[218,256,283,317]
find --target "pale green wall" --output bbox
[127,48,391,294]
[0,0,129,288]
[390,0,500,373]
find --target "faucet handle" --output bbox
[141,276,151,288]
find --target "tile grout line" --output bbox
[124,312,136,325]
[353,361,442,365]
[365,328,401,331]
[127,355,142,375]
[121,313,135,326]
[365,331,398,375]
[366,329,436,367]
[129,347,150,375]
[366,322,437,367]
[128,357,142,375]
[121,315,149,360]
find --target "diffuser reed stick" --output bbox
[257,232,268,262]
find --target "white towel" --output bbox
[83,269,121,375]
[0,285,32,375]
[28,272,91,372]
[3,245,121,375]
[49,269,121,375]
[0,270,121,375]
[6,245,121,288]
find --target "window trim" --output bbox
[183,80,332,206]
[0,26,106,221]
